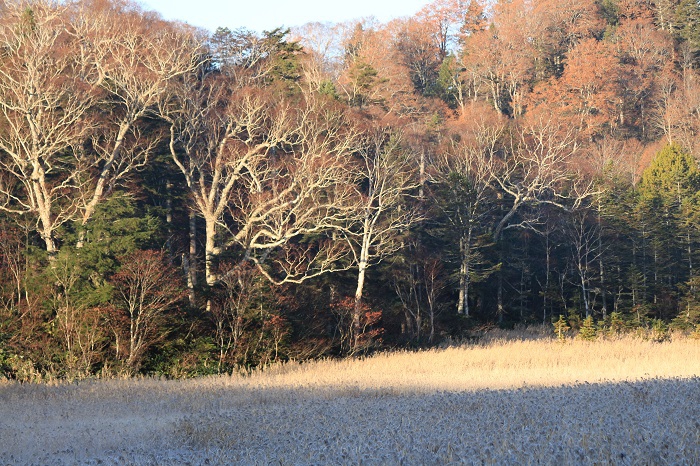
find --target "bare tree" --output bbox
[48,254,107,378]
[0,0,203,254]
[488,116,596,320]
[565,208,603,318]
[392,249,446,343]
[162,76,360,289]
[210,264,258,373]
[72,3,203,239]
[655,68,700,155]
[491,117,593,241]
[110,249,184,372]
[436,117,503,315]
[346,130,422,349]
[0,1,97,254]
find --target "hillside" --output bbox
[1,0,700,379]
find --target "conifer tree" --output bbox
[638,143,700,318]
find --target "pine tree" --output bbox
[638,144,700,319]
[676,0,700,51]
[578,315,597,341]
[553,314,570,341]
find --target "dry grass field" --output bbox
[2,330,699,464]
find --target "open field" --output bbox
[1,332,700,465]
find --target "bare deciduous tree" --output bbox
[73,3,203,238]
[0,0,203,254]
[346,130,421,349]
[565,208,604,319]
[162,76,360,289]
[491,117,593,241]
[437,115,503,315]
[110,249,184,372]
[0,1,96,254]
[488,116,596,321]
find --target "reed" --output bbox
[2,331,698,465]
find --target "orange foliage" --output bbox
[526,38,620,140]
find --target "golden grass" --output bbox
[223,332,700,395]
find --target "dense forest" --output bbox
[0,0,699,380]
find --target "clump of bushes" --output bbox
[551,312,681,342]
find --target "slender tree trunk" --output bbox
[185,210,197,305]
[415,306,422,343]
[204,216,218,287]
[642,225,648,302]
[77,122,131,249]
[543,231,551,324]
[128,313,139,370]
[353,229,371,351]
[688,229,694,288]
[165,180,174,261]
[419,150,426,200]
[497,240,505,324]
[581,269,590,319]
[458,227,473,316]
[457,239,466,313]
[653,244,658,305]
[429,309,434,343]
[497,272,504,324]
[597,203,607,319]
[519,265,526,322]
[632,244,638,310]
[353,261,367,349]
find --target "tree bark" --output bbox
[353,237,369,350]
[187,210,198,305]
[205,216,219,287]
[458,226,474,316]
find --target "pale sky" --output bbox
[140,0,433,33]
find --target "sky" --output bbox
[139,0,433,33]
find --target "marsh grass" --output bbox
[232,329,700,393]
[2,331,699,464]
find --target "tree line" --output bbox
[0,0,699,379]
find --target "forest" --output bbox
[0,0,699,380]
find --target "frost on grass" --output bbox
[1,336,699,465]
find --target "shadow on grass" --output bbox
[1,376,699,464]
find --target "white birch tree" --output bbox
[162,74,360,289]
[346,130,421,350]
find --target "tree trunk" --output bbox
[419,150,426,200]
[31,167,58,257]
[458,225,474,316]
[581,270,590,319]
[165,179,174,261]
[353,260,367,350]
[458,235,466,315]
[544,231,551,324]
[40,220,58,257]
[497,270,504,324]
[598,208,607,320]
[497,240,505,323]
[185,210,197,305]
[353,229,371,351]
[78,121,131,249]
[204,216,218,287]
[429,306,435,343]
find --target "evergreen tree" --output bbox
[638,143,700,319]
[676,0,700,52]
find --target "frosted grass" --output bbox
[1,334,699,464]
